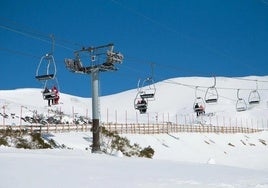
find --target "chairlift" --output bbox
[40,78,60,107]
[35,53,56,80]
[138,77,156,100]
[134,63,156,114]
[248,90,260,105]
[134,92,148,114]
[248,81,260,105]
[205,76,219,103]
[236,89,247,112]
[133,77,154,114]
[35,35,56,81]
[35,35,60,105]
[193,86,206,115]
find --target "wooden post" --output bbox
[107,108,109,124]
[20,106,22,126]
[136,111,138,125]
[72,106,75,127]
[2,106,5,126]
[125,109,127,125]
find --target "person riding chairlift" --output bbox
[194,103,205,116]
[43,87,52,106]
[199,104,205,115]
[137,98,147,113]
[52,86,60,105]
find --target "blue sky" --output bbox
[0,0,268,97]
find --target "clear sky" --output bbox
[0,0,268,97]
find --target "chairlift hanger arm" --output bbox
[211,76,217,88]
[237,89,241,100]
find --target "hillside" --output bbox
[0,76,267,127]
[0,76,268,187]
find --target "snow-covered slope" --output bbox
[0,76,268,188]
[0,76,267,127]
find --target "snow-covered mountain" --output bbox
[0,76,267,128]
[1,76,268,188]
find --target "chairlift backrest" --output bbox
[36,54,56,81]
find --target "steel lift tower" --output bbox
[64,43,123,153]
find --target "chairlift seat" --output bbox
[36,74,55,81]
[43,91,56,96]
[249,100,260,105]
[194,107,204,112]
[43,91,57,100]
[136,104,147,109]
[43,96,57,100]
[205,98,218,103]
[236,107,246,112]
[140,93,154,99]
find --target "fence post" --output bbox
[107,108,109,124]
[125,110,127,126]
[136,111,138,125]
[115,110,117,124]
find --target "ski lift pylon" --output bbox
[205,76,219,103]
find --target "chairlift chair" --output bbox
[138,77,156,101]
[236,89,247,112]
[248,80,261,105]
[193,97,206,113]
[205,76,218,103]
[35,54,56,81]
[134,92,148,114]
[236,99,247,112]
[42,78,60,101]
[193,87,206,114]
[248,90,260,105]
[43,90,57,100]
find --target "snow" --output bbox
[0,76,268,187]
